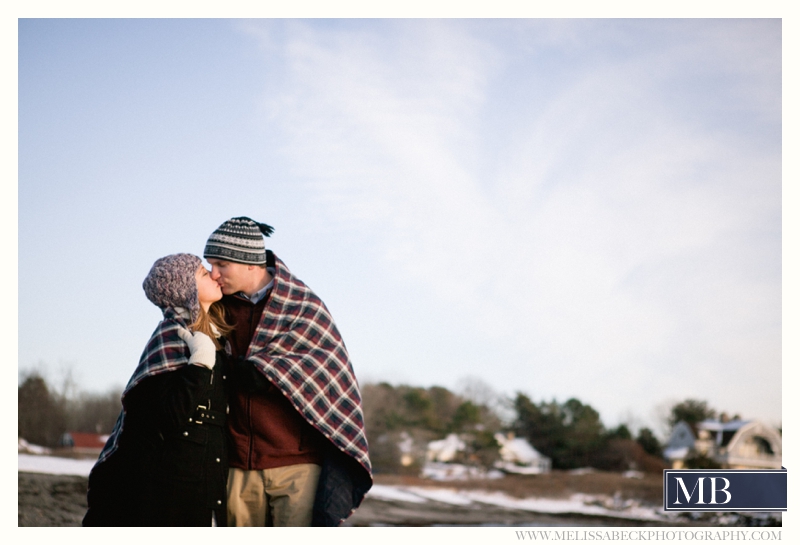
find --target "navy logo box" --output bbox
[663,468,786,511]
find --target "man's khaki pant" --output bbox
[227,464,321,527]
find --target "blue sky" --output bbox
[17,18,783,435]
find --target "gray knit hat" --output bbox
[203,216,274,265]
[142,253,202,321]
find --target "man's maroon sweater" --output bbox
[222,293,326,470]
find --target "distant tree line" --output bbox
[360,381,669,474]
[18,371,122,448]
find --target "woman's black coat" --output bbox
[83,349,229,527]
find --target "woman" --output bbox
[83,253,232,526]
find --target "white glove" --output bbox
[176,328,217,369]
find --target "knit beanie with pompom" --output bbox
[204,216,274,265]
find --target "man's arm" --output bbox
[232,356,274,393]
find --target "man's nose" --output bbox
[210,268,220,280]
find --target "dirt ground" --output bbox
[18,470,780,527]
[370,471,665,503]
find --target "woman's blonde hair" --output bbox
[190,302,233,350]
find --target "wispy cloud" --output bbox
[242,19,781,426]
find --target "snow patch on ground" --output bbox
[365,483,667,522]
[18,453,97,477]
[18,438,52,455]
[365,484,428,503]
[421,462,504,481]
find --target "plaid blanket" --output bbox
[248,253,372,479]
[94,308,191,464]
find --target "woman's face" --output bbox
[196,265,222,310]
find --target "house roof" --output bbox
[697,419,750,432]
[62,432,108,449]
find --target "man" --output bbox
[203,217,372,526]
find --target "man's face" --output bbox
[207,258,253,295]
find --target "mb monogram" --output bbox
[673,476,732,505]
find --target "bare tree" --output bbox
[65,389,123,434]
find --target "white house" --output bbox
[664,418,781,469]
[426,433,467,463]
[422,433,505,481]
[493,432,551,474]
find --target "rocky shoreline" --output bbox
[18,472,90,527]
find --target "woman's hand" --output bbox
[176,328,217,369]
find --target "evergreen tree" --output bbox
[511,394,607,469]
[606,424,632,441]
[669,399,716,427]
[636,427,662,457]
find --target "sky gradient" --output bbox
[18,18,783,436]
